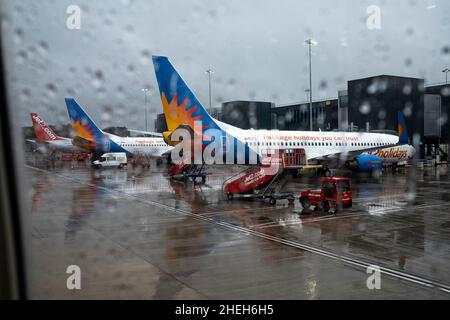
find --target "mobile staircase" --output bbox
[223,149,306,205]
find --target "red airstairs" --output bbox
[223,149,306,205]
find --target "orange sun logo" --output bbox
[162,92,208,136]
[71,117,99,141]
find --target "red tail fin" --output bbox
[30,113,62,141]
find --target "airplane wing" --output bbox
[103,132,121,139]
[128,129,163,137]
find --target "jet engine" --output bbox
[345,154,383,173]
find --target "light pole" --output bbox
[304,88,310,102]
[142,88,149,131]
[205,66,213,114]
[305,38,317,131]
[443,67,449,84]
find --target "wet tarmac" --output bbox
[24,156,450,299]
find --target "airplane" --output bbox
[364,144,415,163]
[152,55,411,175]
[361,144,415,172]
[64,98,173,159]
[317,139,415,174]
[28,112,85,153]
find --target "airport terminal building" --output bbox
[271,99,338,131]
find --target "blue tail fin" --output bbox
[397,111,409,145]
[65,98,104,141]
[152,56,219,133]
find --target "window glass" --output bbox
[0,0,448,301]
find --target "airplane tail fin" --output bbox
[64,98,104,141]
[30,113,63,141]
[397,111,409,145]
[152,56,220,137]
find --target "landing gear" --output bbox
[321,201,330,213]
[226,193,234,201]
[318,167,332,177]
[269,197,277,205]
[300,197,310,210]
[371,168,383,178]
[332,201,342,214]
[392,164,399,174]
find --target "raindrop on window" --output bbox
[403,104,413,117]
[378,110,386,120]
[37,40,48,56]
[442,46,450,55]
[359,102,371,114]
[45,83,57,98]
[404,58,413,67]
[402,84,412,95]
[441,87,450,97]
[92,70,104,88]
[13,28,23,44]
[15,50,27,64]
[140,50,151,65]
[125,25,134,33]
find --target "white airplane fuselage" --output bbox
[111,136,173,157]
[218,120,400,162]
[363,144,415,163]
[41,137,85,153]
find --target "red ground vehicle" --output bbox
[60,152,90,161]
[76,153,90,161]
[299,177,352,213]
[60,153,74,161]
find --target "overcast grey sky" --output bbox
[1,0,449,129]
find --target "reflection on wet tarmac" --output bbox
[26,158,450,298]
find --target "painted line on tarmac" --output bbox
[251,200,449,229]
[199,205,283,217]
[256,201,450,229]
[364,203,447,215]
[251,212,363,229]
[26,165,450,295]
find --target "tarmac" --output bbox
[24,156,450,299]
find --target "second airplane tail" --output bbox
[397,111,409,145]
[64,98,104,141]
[30,113,63,141]
[152,56,220,140]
